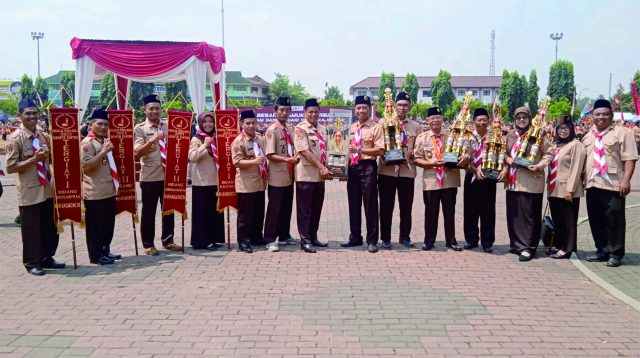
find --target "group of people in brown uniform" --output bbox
[3,93,637,275]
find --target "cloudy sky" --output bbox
[1,0,638,100]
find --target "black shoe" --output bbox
[606,258,622,267]
[463,243,478,250]
[302,244,316,253]
[482,246,493,253]
[42,258,66,269]
[26,266,45,276]
[400,240,415,248]
[205,244,218,251]
[310,239,328,247]
[381,241,392,250]
[14,215,21,224]
[91,256,115,265]
[239,243,253,253]
[447,244,463,251]
[518,253,532,262]
[421,243,434,251]
[586,253,609,262]
[367,244,379,253]
[340,240,363,248]
[550,252,571,259]
[106,252,122,260]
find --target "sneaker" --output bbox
[266,242,280,252]
[163,243,183,251]
[145,247,159,256]
[280,237,300,245]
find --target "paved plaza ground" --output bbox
[1,151,639,357]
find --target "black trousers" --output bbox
[463,172,496,248]
[19,198,59,268]
[378,174,414,242]
[586,188,626,259]
[237,191,265,245]
[296,181,325,245]
[506,191,543,254]
[264,184,294,243]
[140,181,174,248]
[423,188,457,245]
[84,197,116,261]
[548,196,579,253]
[190,185,225,248]
[347,160,379,245]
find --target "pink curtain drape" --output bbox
[70,37,226,77]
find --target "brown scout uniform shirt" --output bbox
[188,136,219,186]
[582,125,638,191]
[414,130,461,191]
[349,119,385,161]
[81,136,116,200]
[548,140,586,198]
[5,126,53,206]
[134,119,168,182]
[231,132,267,193]
[504,129,553,194]
[265,121,295,187]
[293,120,327,183]
[377,118,421,178]
[463,130,488,174]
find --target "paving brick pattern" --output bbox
[1,152,640,357]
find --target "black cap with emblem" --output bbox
[143,94,161,106]
[395,91,410,103]
[89,106,109,121]
[18,99,38,113]
[240,110,256,121]
[473,107,489,118]
[427,107,442,117]
[274,97,291,109]
[355,95,371,106]
[304,98,320,109]
[593,99,612,111]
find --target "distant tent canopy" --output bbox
[70,37,227,115]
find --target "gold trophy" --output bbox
[480,107,505,181]
[443,91,473,167]
[381,88,407,165]
[327,117,349,177]
[514,96,551,167]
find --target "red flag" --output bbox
[162,110,192,218]
[107,110,138,218]
[631,82,640,116]
[214,110,240,211]
[614,97,624,122]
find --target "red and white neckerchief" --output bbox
[351,125,362,165]
[431,133,445,188]
[590,125,614,184]
[508,131,527,190]
[548,147,560,193]
[312,125,327,166]
[471,133,485,183]
[87,131,119,193]
[196,129,220,170]
[152,122,167,170]
[276,121,294,177]
[31,133,53,187]
[243,130,268,179]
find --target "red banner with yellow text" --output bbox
[49,107,83,226]
[107,110,138,219]
[214,110,239,211]
[162,110,191,218]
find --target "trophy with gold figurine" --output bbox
[480,107,506,181]
[513,96,551,167]
[327,115,350,178]
[443,91,473,167]
[381,88,407,165]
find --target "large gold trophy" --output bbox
[513,96,551,167]
[381,88,407,165]
[443,91,473,167]
[480,107,506,181]
[327,116,349,178]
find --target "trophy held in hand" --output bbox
[381,88,407,166]
[443,91,473,168]
[513,96,551,167]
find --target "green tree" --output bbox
[60,72,75,104]
[378,72,396,100]
[633,70,640,94]
[129,81,156,121]
[319,99,346,106]
[0,98,19,115]
[498,70,527,120]
[611,83,634,113]
[548,60,575,102]
[408,103,433,120]
[20,74,36,101]
[268,73,291,100]
[444,99,486,122]
[430,70,455,113]
[323,85,344,102]
[34,76,48,104]
[547,98,572,121]
[228,99,262,107]
[289,80,309,105]
[401,73,419,103]
[526,70,540,115]
[99,73,117,109]
[165,81,189,110]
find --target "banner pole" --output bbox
[181,216,185,253]
[226,207,231,250]
[70,223,78,269]
[131,214,139,256]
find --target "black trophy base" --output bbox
[481,168,500,182]
[328,154,348,179]
[383,149,406,166]
[513,156,533,168]
[442,151,461,168]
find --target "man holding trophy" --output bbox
[499,103,553,262]
[377,90,421,249]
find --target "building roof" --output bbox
[248,75,270,87]
[350,76,502,93]
[225,71,251,85]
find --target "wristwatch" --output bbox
[357,147,363,154]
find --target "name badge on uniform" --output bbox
[607,147,613,153]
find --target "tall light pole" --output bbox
[549,32,563,62]
[31,32,45,77]
[220,0,225,48]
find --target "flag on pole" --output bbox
[614,97,624,122]
[578,100,592,121]
[631,81,640,116]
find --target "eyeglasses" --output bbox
[557,127,570,132]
